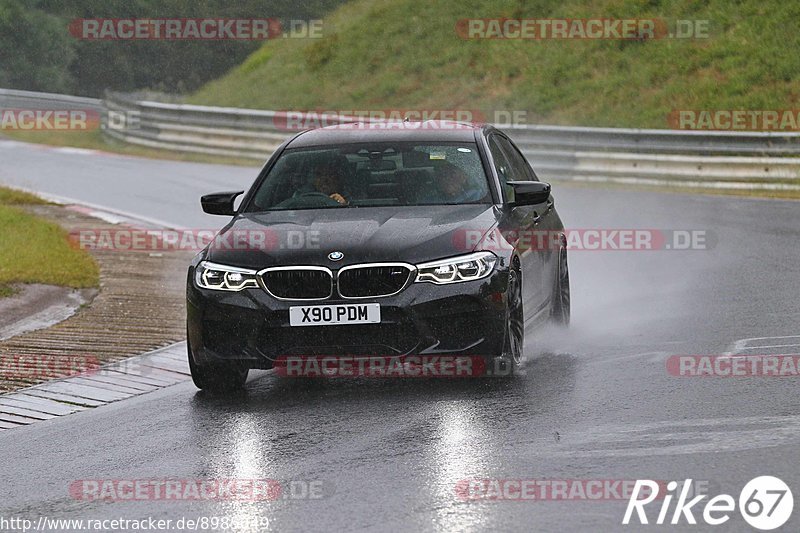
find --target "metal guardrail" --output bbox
[0,88,102,112]
[503,123,800,156]
[103,93,288,159]
[1,89,799,189]
[102,92,800,188]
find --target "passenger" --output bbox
[434,161,485,203]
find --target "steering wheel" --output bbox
[299,191,335,199]
[275,191,340,208]
[298,191,342,204]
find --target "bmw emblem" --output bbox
[328,251,344,261]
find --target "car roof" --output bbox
[286,121,487,148]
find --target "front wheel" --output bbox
[493,263,524,377]
[188,342,249,392]
[550,247,570,327]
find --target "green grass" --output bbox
[0,187,50,205]
[190,0,800,129]
[0,285,17,298]
[0,187,99,297]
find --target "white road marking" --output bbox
[52,147,100,156]
[725,335,800,355]
[528,414,800,458]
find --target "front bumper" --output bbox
[186,266,511,369]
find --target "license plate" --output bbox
[289,303,381,326]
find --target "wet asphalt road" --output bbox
[1,140,799,532]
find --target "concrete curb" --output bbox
[0,203,192,394]
[0,342,189,430]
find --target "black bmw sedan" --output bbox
[187,121,569,390]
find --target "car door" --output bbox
[487,133,549,319]
[499,135,559,302]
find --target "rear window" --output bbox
[245,142,491,211]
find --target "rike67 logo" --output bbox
[623,477,793,530]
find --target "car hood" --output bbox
[205,204,500,269]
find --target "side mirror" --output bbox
[508,181,551,206]
[201,191,244,216]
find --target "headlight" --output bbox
[415,252,497,284]
[195,261,259,291]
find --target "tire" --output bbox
[551,246,571,327]
[188,341,249,392]
[493,262,524,377]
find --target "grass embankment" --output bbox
[190,0,799,129]
[6,1,799,199]
[0,187,99,297]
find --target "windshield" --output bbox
[245,142,491,211]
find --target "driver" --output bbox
[312,161,348,205]
[274,158,349,208]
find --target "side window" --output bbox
[487,135,515,202]
[496,136,538,181]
